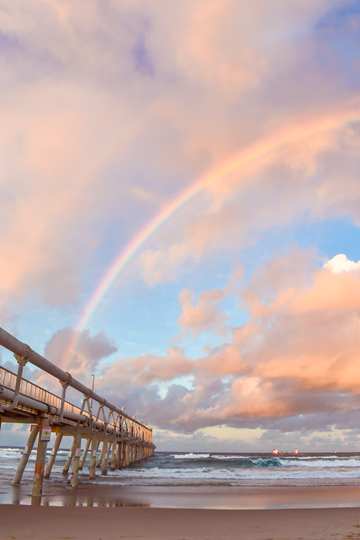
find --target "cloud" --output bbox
[31,327,118,391]
[0,424,33,447]
[324,253,360,274]
[138,244,195,286]
[174,265,244,339]
[90,249,360,434]
[101,346,194,388]
[47,327,117,368]
[176,289,229,338]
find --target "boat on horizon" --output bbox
[270,447,302,455]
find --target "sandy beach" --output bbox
[1,483,360,539]
[1,505,360,540]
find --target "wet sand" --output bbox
[2,481,360,510]
[1,504,360,540]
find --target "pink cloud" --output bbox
[174,265,244,338]
[176,289,229,339]
[32,327,118,391]
[92,249,360,433]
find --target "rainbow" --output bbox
[62,106,360,369]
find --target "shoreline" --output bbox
[1,505,360,540]
[2,482,360,510]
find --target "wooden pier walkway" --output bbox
[0,326,155,498]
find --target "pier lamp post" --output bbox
[91,374,95,411]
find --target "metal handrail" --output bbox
[0,366,143,438]
[0,365,89,417]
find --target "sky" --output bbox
[1,0,360,452]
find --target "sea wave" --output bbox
[172,453,211,459]
[74,465,360,482]
[297,455,360,461]
[278,458,360,468]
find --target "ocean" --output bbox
[1,448,360,508]
[2,447,360,487]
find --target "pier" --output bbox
[0,327,155,498]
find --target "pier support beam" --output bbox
[96,441,105,468]
[123,442,128,467]
[62,438,75,475]
[79,438,91,471]
[124,442,129,466]
[101,440,108,475]
[120,442,125,468]
[122,442,126,467]
[13,424,39,485]
[44,432,63,478]
[32,418,49,498]
[109,440,116,471]
[121,442,126,467]
[89,437,99,480]
[116,441,122,469]
[71,430,82,487]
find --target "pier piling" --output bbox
[89,437,99,480]
[122,442,126,467]
[13,424,39,485]
[101,440,108,475]
[96,441,105,468]
[79,438,90,471]
[32,418,49,497]
[62,438,75,475]
[109,440,116,471]
[116,441,122,469]
[71,430,82,487]
[44,432,63,478]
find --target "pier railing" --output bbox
[0,326,155,497]
[0,365,83,415]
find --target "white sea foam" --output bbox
[205,455,251,460]
[278,458,360,468]
[172,453,211,459]
[298,455,360,461]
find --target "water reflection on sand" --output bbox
[2,481,360,510]
[6,485,150,508]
